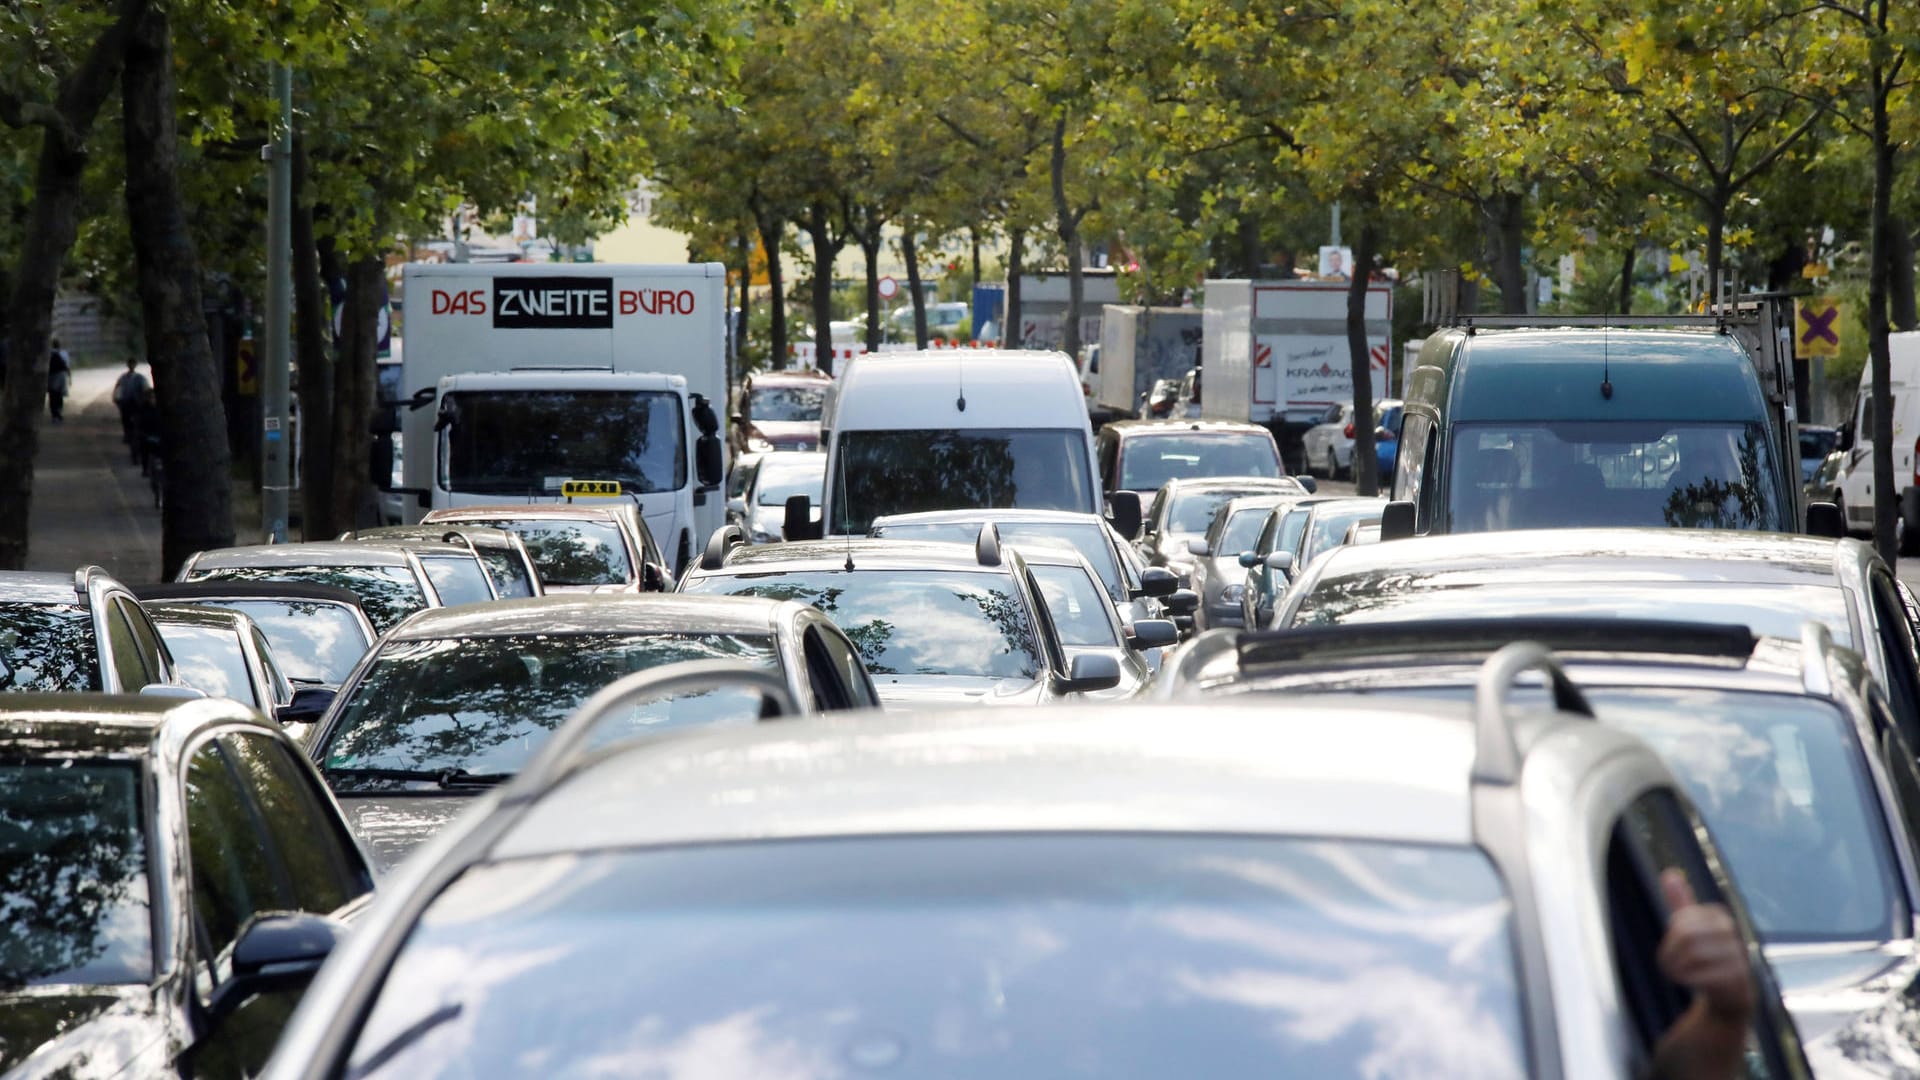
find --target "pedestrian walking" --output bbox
[112,357,148,455]
[46,339,71,423]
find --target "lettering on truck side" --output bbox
[618,289,697,316]
[494,277,615,329]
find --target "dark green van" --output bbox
[1386,324,1824,536]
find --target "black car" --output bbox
[1,694,373,1077]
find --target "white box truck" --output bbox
[389,263,729,572]
[1015,269,1121,353]
[1096,305,1204,422]
[1201,279,1391,467]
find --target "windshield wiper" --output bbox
[324,765,513,790]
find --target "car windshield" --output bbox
[1447,421,1787,532]
[187,565,428,634]
[1287,576,1857,649]
[832,428,1094,534]
[755,461,825,506]
[684,569,1040,679]
[155,623,257,707]
[749,386,825,423]
[1302,504,1385,565]
[1216,506,1272,555]
[1,763,151,988]
[1170,490,1239,533]
[1030,563,1120,648]
[1799,429,1839,460]
[1120,434,1280,491]
[418,554,495,606]
[1594,688,1905,944]
[318,633,778,783]
[345,835,1525,1080]
[198,600,370,686]
[0,603,101,692]
[872,521,1124,602]
[442,390,686,496]
[454,520,633,587]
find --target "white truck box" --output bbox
[1202,279,1392,435]
[395,263,729,569]
[1097,305,1204,418]
[1015,270,1122,353]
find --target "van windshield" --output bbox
[441,390,686,496]
[832,428,1093,534]
[1447,421,1786,533]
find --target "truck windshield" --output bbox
[832,428,1093,534]
[442,390,686,496]
[1447,420,1786,532]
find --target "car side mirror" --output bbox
[641,561,670,592]
[1376,426,1396,441]
[1127,618,1180,651]
[1186,537,1210,557]
[1163,588,1199,616]
[695,435,724,488]
[1380,500,1416,541]
[1297,475,1317,493]
[274,686,336,727]
[1238,550,1260,568]
[1264,551,1295,575]
[209,912,343,1019]
[784,495,822,541]
[1058,652,1121,694]
[1807,501,1846,539]
[1135,566,1178,598]
[1106,490,1142,540]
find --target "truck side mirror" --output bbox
[1380,500,1416,541]
[691,394,721,437]
[1806,501,1846,538]
[369,434,395,489]
[784,495,822,541]
[695,435,724,488]
[1106,490,1142,540]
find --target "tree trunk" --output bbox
[1617,244,1636,315]
[1870,59,1899,564]
[0,1,142,569]
[1005,227,1026,348]
[733,229,751,374]
[969,227,981,289]
[1893,217,1917,332]
[1238,211,1264,277]
[1490,191,1527,314]
[804,202,839,375]
[123,3,232,577]
[329,256,381,532]
[860,226,882,353]
[1704,195,1728,305]
[1347,223,1380,496]
[903,226,930,348]
[294,138,335,540]
[1050,117,1085,361]
[757,211,787,370]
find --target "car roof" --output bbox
[1103,419,1275,437]
[489,699,1513,860]
[131,581,369,607]
[0,695,266,756]
[746,369,832,385]
[1444,328,1766,423]
[189,544,414,569]
[346,526,520,548]
[871,508,1108,527]
[1302,527,1846,587]
[423,505,628,524]
[708,538,1011,574]
[145,603,252,632]
[751,451,825,471]
[385,594,792,641]
[1161,476,1307,497]
[1003,542,1099,570]
[0,571,84,604]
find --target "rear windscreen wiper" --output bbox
[323,765,512,790]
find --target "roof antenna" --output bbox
[1601,317,1613,401]
[956,347,967,412]
[839,440,856,571]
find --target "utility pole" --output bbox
[262,64,292,542]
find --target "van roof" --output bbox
[827,350,1086,431]
[1436,329,1767,423]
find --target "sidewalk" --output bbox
[26,366,164,581]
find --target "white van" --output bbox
[803,350,1101,537]
[1837,330,1920,552]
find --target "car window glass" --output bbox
[1,763,151,986]
[812,621,879,708]
[1872,574,1920,742]
[102,600,149,691]
[1874,696,1920,850]
[477,548,537,599]
[215,599,372,686]
[223,733,368,913]
[419,553,496,606]
[120,599,169,683]
[0,602,102,691]
[252,628,295,706]
[185,742,286,989]
[1399,415,1431,507]
[800,628,849,711]
[157,623,257,706]
[1032,564,1122,648]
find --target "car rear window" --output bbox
[1,762,151,987]
[155,622,257,707]
[346,835,1525,1079]
[456,520,634,588]
[186,565,428,634]
[1121,434,1280,492]
[205,600,371,686]
[0,602,101,692]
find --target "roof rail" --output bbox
[436,530,480,556]
[1800,620,1834,697]
[1450,314,1740,332]
[701,524,747,571]
[1236,617,1756,671]
[512,659,799,795]
[72,567,90,599]
[976,523,1002,567]
[1472,642,1595,786]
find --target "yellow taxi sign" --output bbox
[561,480,623,498]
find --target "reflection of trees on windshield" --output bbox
[443,390,685,496]
[464,522,630,587]
[321,634,775,780]
[1,765,149,988]
[190,567,426,633]
[0,604,100,692]
[749,388,825,422]
[217,601,368,685]
[699,573,1039,677]
[1661,430,1770,528]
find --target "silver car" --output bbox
[262,651,1810,1079]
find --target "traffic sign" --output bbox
[1796,298,1842,359]
[878,276,899,300]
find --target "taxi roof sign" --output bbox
[561,480,623,498]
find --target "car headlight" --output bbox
[746,436,774,453]
[1222,584,1245,603]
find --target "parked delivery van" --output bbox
[388,263,729,573]
[1835,330,1920,552]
